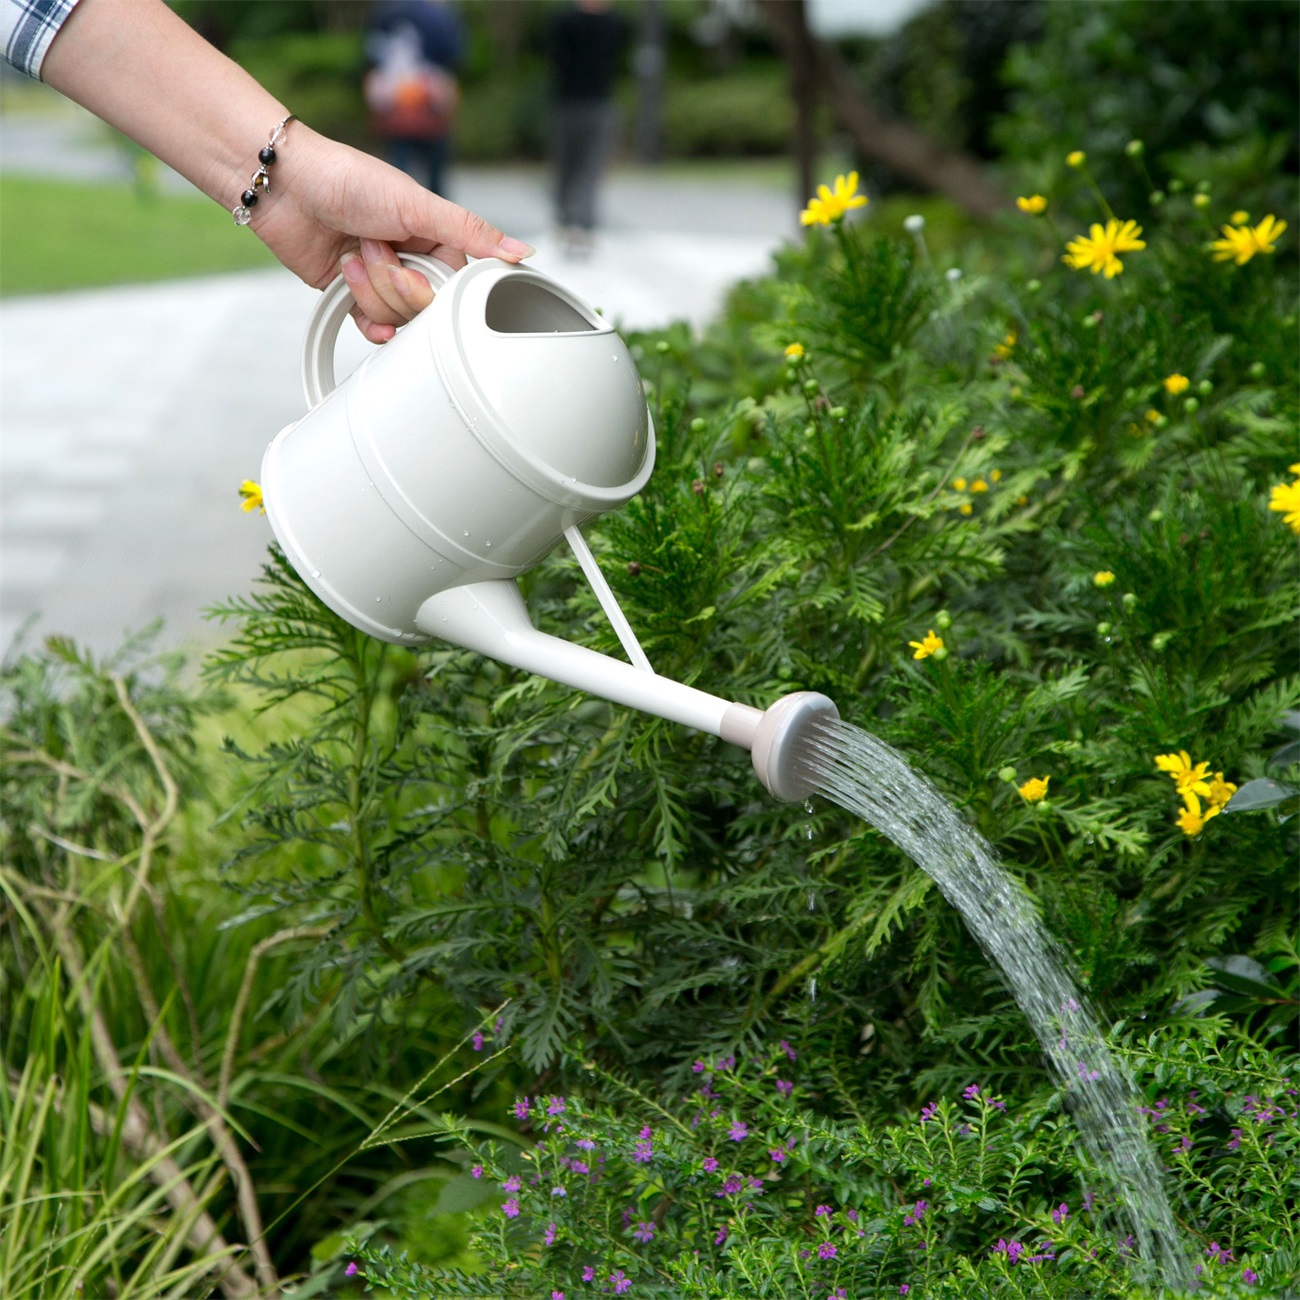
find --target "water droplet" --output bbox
[311,569,321,578]
[807,890,816,911]
[463,530,470,537]
[804,824,814,841]
[807,977,817,1003]
[375,597,382,602]
[484,540,491,547]
[803,799,814,815]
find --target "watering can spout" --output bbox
[415,581,838,803]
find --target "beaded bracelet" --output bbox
[232,114,296,227]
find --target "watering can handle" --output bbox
[300,251,456,409]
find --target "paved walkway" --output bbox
[1,110,799,659]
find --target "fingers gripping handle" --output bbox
[301,252,455,408]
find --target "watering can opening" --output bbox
[484,276,600,335]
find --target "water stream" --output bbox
[804,718,1189,1290]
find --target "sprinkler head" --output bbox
[747,691,841,803]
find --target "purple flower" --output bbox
[1176,1136,1193,1153]
[609,1269,632,1294]
[544,1221,557,1246]
[718,1055,736,1071]
[904,1200,928,1227]
[552,1186,567,1197]
[471,1164,483,1179]
[828,1290,847,1300]
[702,1156,719,1173]
[1077,1062,1101,1082]
[748,1176,765,1194]
[776,1079,794,1097]
[715,1225,728,1245]
[547,1096,567,1117]
[728,1120,748,1142]
[815,1204,833,1217]
[770,1147,787,1163]
[692,1059,706,1073]
[994,1239,1024,1264]
[1244,1269,1259,1285]
[582,1266,596,1282]
[817,1242,837,1260]
[1051,1203,1069,1226]
[780,1039,797,1061]
[472,1031,485,1052]
[633,1135,654,1164]
[344,1262,359,1277]
[1228,1129,1243,1150]
[1206,1242,1235,1264]
[900,1288,910,1296]
[963,1084,981,1100]
[553,1293,565,1300]
[569,1159,590,1175]
[717,1175,744,1197]
[920,1101,939,1123]
[632,1221,655,1244]
[513,1098,532,1120]
[502,1175,522,1193]
[576,1138,596,1150]
[503,1198,520,1218]
[1083,1190,1095,1212]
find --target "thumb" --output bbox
[412,192,535,263]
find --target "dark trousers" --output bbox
[553,100,619,231]
[389,134,452,196]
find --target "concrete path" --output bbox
[1,110,799,660]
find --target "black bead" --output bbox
[259,145,276,166]
[241,189,259,207]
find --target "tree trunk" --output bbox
[756,0,1008,220]
[786,0,818,209]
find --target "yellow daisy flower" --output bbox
[1176,789,1220,838]
[1206,772,1238,810]
[952,477,968,491]
[1093,571,1116,587]
[1155,751,1212,798]
[970,478,989,494]
[800,172,869,227]
[1066,151,1086,168]
[1063,219,1146,278]
[239,480,265,514]
[1163,374,1190,395]
[1269,478,1300,534]
[1017,195,1048,214]
[1018,776,1051,803]
[908,629,944,660]
[1211,214,1288,265]
[784,342,805,359]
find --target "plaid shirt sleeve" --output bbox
[2,0,81,80]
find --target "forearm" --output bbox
[41,0,286,212]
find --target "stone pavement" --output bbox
[1,114,799,660]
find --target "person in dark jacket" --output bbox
[547,0,629,253]
[365,0,464,196]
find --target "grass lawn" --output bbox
[0,175,279,297]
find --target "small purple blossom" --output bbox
[471,1164,483,1179]
[632,1221,656,1244]
[780,1039,797,1061]
[702,1156,719,1173]
[817,1242,838,1260]
[576,1138,596,1150]
[903,1200,928,1227]
[728,1120,748,1142]
[770,1147,787,1163]
[815,1204,833,1217]
[502,1198,520,1218]
[344,1262,359,1277]
[1051,1203,1069,1226]
[963,1084,981,1099]
[547,1096,567,1117]
[717,1175,744,1197]
[472,1031,485,1052]
[715,1224,728,1245]
[1083,1190,1095,1212]
[502,1175,522,1193]
[1206,1242,1235,1264]
[582,1266,596,1282]
[1243,1268,1259,1285]
[920,1101,939,1123]
[1228,1129,1243,1151]
[1176,1135,1193,1153]
[776,1079,794,1097]
[544,1221,557,1246]
[553,1293,564,1300]
[692,1059,706,1073]
[633,1135,654,1164]
[718,1055,736,1071]
[513,1098,532,1121]
[552,1186,567,1197]
[1077,1062,1101,1082]
[994,1238,1025,1264]
[900,1288,910,1296]
[609,1269,632,1294]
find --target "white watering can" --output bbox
[261,254,837,801]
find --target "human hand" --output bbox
[253,126,534,343]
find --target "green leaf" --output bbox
[1205,955,1287,1001]
[1222,777,1299,813]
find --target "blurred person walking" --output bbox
[547,0,629,255]
[364,0,464,197]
